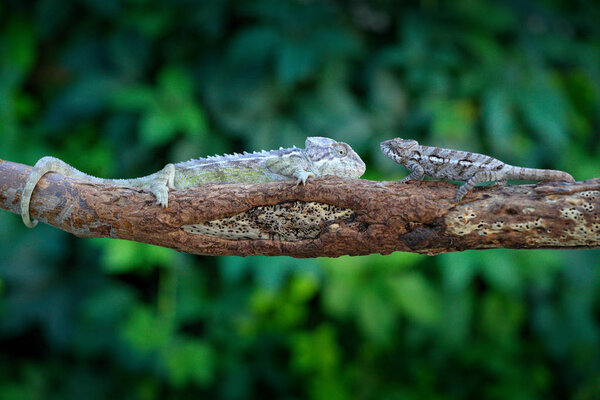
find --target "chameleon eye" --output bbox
[335,145,348,157]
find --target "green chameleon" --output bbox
[21,137,366,228]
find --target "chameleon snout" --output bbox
[380,139,399,157]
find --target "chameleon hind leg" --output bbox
[149,163,175,207]
[455,171,500,201]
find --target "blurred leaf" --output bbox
[111,86,156,110]
[121,306,172,352]
[357,287,396,342]
[454,0,515,32]
[308,376,349,400]
[462,35,504,66]
[114,66,208,144]
[312,26,363,59]
[439,252,478,290]
[564,71,598,118]
[228,26,280,65]
[220,256,321,289]
[369,69,407,121]
[140,110,179,145]
[249,289,278,314]
[82,284,135,325]
[483,88,516,153]
[481,293,525,344]
[427,98,476,145]
[44,76,121,130]
[291,325,340,374]
[163,339,214,387]
[516,72,570,148]
[389,272,442,326]
[441,290,473,345]
[126,6,173,37]
[158,66,194,99]
[321,266,359,317]
[289,275,319,303]
[479,251,522,293]
[2,18,36,75]
[178,105,207,137]
[277,42,316,85]
[95,239,174,273]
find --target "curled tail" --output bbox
[505,166,575,182]
[21,156,175,228]
[21,156,107,228]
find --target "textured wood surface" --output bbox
[1,159,599,257]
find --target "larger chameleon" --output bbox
[21,137,366,228]
[381,137,574,201]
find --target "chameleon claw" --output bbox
[152,186,170,208]
[295,172,315,186]
[155,196,169,208]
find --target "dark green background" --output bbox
[1,0,600,398]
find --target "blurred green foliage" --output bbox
[1,0,600,398]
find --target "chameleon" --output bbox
[20,137,366,228]
[380,137,575,201]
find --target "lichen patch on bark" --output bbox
[445,187,600,248]
[182,201,355,241]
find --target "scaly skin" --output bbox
[380,138,574,201]
[21,137,366,228]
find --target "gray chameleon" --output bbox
[380,138,574,201]
[21,137,366,228]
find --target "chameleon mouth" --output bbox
[356,159,366,177]
[380,140,395,157]
[380,140,403,164]
[339,163,365,178]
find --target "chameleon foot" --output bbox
[295,171,315,186]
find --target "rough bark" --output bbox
[1,158,599,257]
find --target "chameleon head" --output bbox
[305,137,366,178]
[380,138,419,163]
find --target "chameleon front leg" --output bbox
[266,155,314,185]
[293,170,315,185]
[399,160,425,183]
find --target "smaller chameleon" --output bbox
[21,137,366,228]
[380,138,575,201]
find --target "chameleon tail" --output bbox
[20,156,159,228]
[21,156,108,228]
[505,166,575,182]
[21,156,176,227]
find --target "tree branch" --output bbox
[1,158,598,257]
